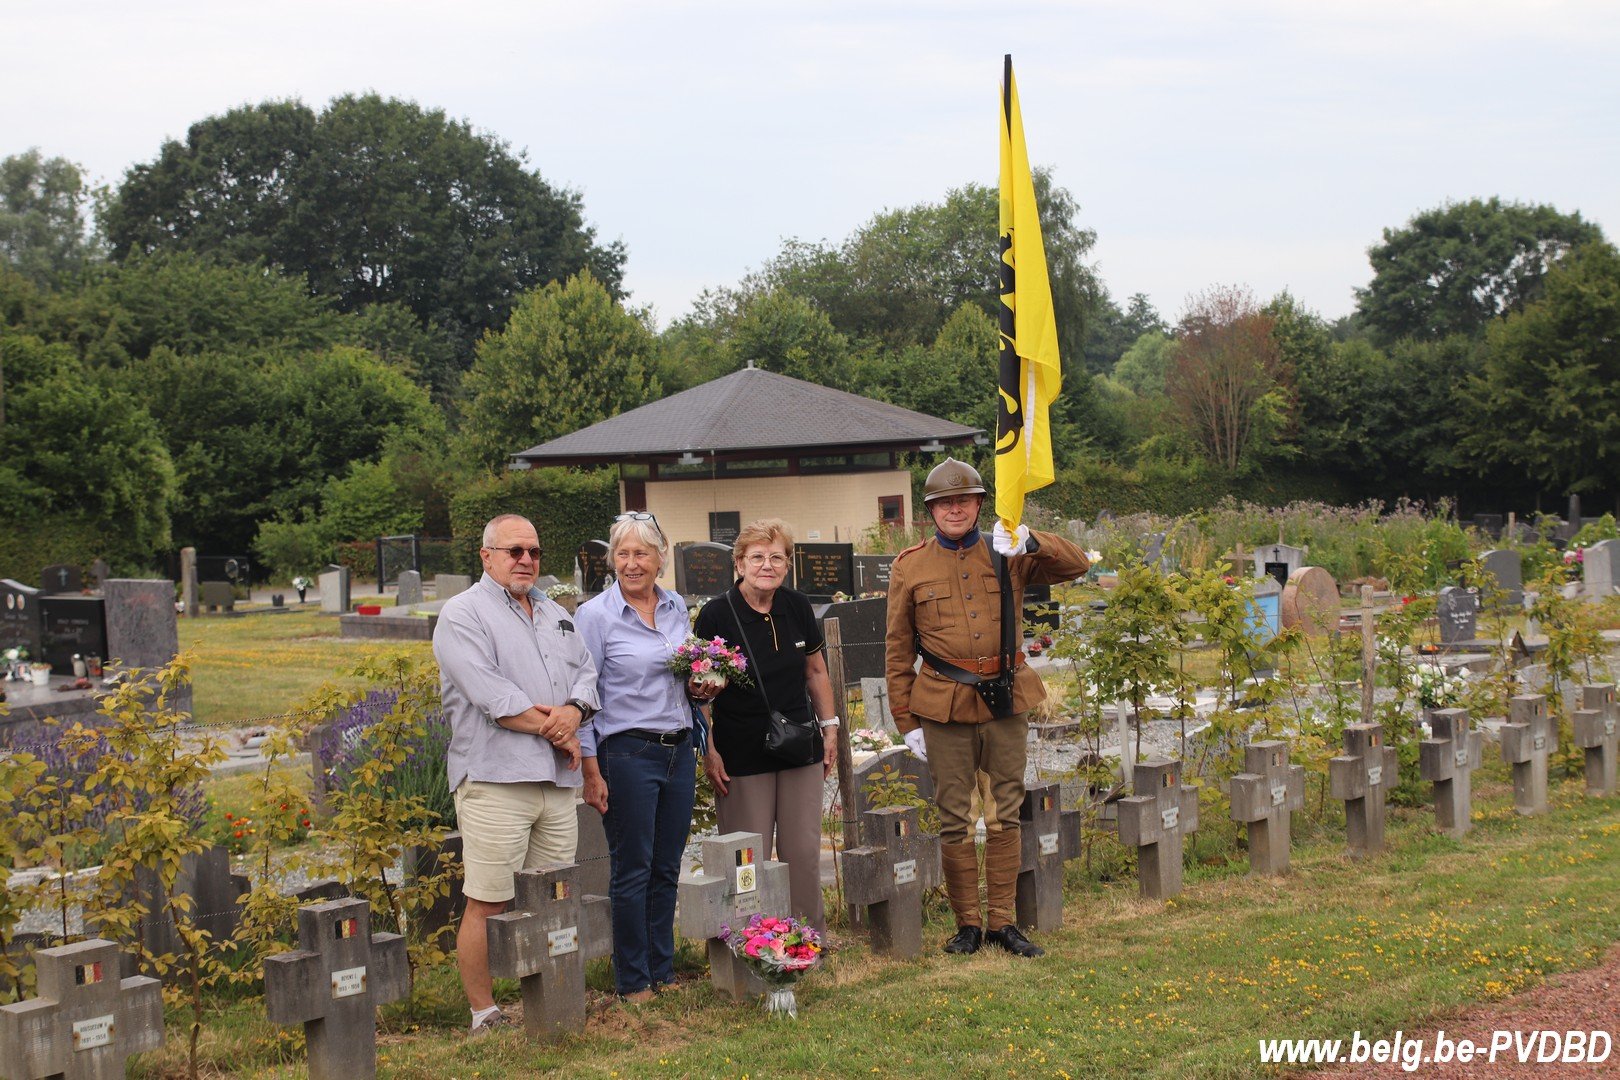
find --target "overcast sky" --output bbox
[7,1,1617,330]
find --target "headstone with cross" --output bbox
[676,832,790,999]
[1229,740,1307,874]
[1330,723,1400,855]
[1419,708,1484,838]
[0,938,162,1080]
[486,863,612,1041]
[840,806,940,958]
[264,897,409,1080]
[1500,693,1554,815]
[1575,684,1618,796]
[1117,760,1199,900]
[1015,782,1081,931]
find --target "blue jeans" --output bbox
[599,732,696,995]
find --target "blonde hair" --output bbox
[608,516,667,570]
[732,518,794,567]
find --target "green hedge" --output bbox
[0,513,117,587]
[1035,459,1347,519]
[448,468,619,580]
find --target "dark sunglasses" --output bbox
[488,545,542,562]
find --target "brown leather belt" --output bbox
[921,652,1027,681]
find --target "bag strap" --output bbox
[723,591,776,713]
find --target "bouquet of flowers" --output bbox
[719,913,823,1017]
[849,727,894,753]
[668,635,752,690]
[1409,663,1467,710]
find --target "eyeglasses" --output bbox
[616,511,662,533]
[744,553,789,568]
[487,545,541,562]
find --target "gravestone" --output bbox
[1480,549,1524,609]
[674,542,734,598]
[1472,513,1505,538]
[318,566,351,614]
[1117,760,1199,900]
[108,846,246,971]
[89,559,111,589]
[794,543,854,598]
[1582,539,1620,599]
[1230,740,1307,875]
[487,863,612,1041]
[1419,708,1484,838]
[1281,567,1339,635]
[1254,543,1307,588]
[708,511,741,546]
[859,678,896,736]
[40,564,83,595]
[264,897,409,1080]
[292,880,350,904]
[853,554,895,595]
[575,801,611,899]
[103,579,181,675]
[434,573,472,601]
[1436,586,1480,647]
[0,579,43,657]
[1142,532,1167,571]
[1575,684,1618,796]
[851,746,934,818]
[1247,576,1283,644]
[841,806,940,958]
[394,570,423,606]
[1015,783,1081,931]
[0,938,163,1080]
[0,932,47,1000]
[405,831,463,949]
[1501,694,1553,815]
[199,581,235,612]
[1023,582,1058,631]
[815,597,886,682]
[37,595,108,674]
[1329,722,1399,855]
[577,539,611,594]
[676,832,791,999]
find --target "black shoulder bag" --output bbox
[724,592,818,766]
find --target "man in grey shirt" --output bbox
[433,513,600,1035]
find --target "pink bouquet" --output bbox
[720,913,823,1017]
[668,634,752,690]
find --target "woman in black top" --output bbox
[693,517,839,932]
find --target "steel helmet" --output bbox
[923,458,986,503]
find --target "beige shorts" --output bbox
[454,780,579,903]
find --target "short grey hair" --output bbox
[608,516,668,568]
[482,514,535,547]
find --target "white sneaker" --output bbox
[469,1008,513,1037]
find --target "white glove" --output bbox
[903,728,928,762]
[992,521,1031,556]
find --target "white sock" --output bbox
[470,1004,501,1027]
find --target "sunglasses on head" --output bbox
[616,510,663,534]
[489,545,542,562]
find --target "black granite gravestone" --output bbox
[38,595,108,673]
[577,540,611,593]
[0,579,42,657]
[675,542,734,597]
[40,564,82,594]
[794,543,854,599]
[853,554,895,594]
[709,511,741,545]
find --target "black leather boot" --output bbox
[942,925,983,955]
[985,924,1044,958]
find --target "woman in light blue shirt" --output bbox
[576,514,715,1002]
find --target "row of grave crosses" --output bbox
[5,688,1616,1078]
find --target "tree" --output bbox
[1082,290,1165,376]
[1462,242,1620,496]
[1111,331,1177,396]
[0,150,100,286]
[1356,197,1604,344]
[1166,285,1287,475]
[105,94,624,369]
[728,290,852,386]
[457,272,659,471]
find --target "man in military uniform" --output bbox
[884,458,1088,957]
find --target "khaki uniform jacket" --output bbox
[885,530,1089,733]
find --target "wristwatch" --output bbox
[567,698,596,723]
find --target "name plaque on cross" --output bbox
[893,859,917,886]
[1039,833,1059,856]
[1161,806,1179,830]
[73,1014,116,1050]
[1271,785,1287,806]
[1368,765,1383,786]
[1453,747,1468,768]
[547,927,579,956]
[331,966,366,999]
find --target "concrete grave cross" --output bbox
[1500,694,1554,815]
[0,938,162,1080]
[1575,684,1618,796]
[1016,782,1082,931]
[841,806,941,959]
[1229,740,1307,875]
[1117,760,1199,900]
[677,832,791,999]
[1330,723,1400,855]
[1419,708,1484,838]
[264,897,409,1080]
[487,863,612,1041]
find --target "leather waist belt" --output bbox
[918,647,1026,684]
[613,727,690,746]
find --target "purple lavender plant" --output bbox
[317,690,454,828]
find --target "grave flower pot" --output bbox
[357,604,382,615]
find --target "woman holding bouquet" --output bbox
[693,517,840,934]
[576,513,715,1002]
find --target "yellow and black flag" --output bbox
[995,54,1061,533]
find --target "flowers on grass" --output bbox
[668,635,752,690]
[850,728,894,753]
[720,913,822,1016]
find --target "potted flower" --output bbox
[545,582,582,613]
[292,575,311,603]
[1564,546,1585,581]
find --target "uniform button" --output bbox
[965,594,973,600]
[974,632,982,640]
[970,612,978,619]
[961,572,969,579]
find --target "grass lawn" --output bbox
[135,770,1620,1079]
